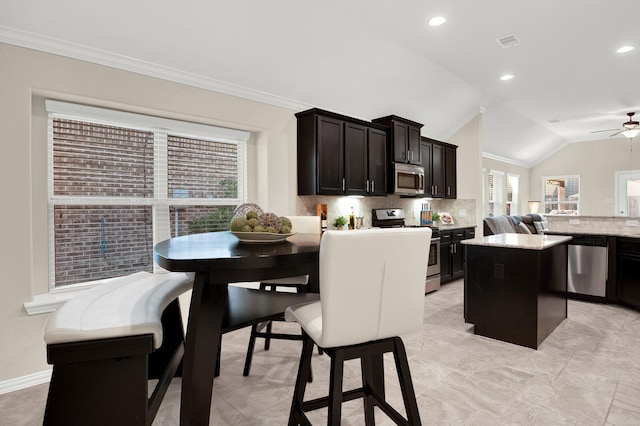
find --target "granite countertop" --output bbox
[461,234,572,250]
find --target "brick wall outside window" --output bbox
[51,117,244,287]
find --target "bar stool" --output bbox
[285,227,432,425]
[243,215,321,376]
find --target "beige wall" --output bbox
[0,43,299,382]
[530,138,639,216]
[482,156,531,216]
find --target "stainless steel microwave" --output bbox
[393,163,425,196]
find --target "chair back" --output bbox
[317,227,431,348]
[288,216,321,234]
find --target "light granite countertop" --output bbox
[461,233,572,250]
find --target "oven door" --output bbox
[427,238,441,276]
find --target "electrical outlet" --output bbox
[459,209,467,217]
[626,220,639,227]
[569,219,580,225]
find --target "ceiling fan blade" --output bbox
[609,129,624,137]
[591,128,620,133]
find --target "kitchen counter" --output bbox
[546,215,640,237]
[462,233,571,250]
[464,233,569,349]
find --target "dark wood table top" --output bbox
[154,231,321,277]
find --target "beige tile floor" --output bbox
[2,279,640,425]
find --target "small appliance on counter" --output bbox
[371,208,441,294]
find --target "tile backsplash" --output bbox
[296,196,477,229]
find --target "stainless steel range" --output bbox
[371,208,441,294]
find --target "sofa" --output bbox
[483,214,545,236]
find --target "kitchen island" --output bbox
[462,234,571,349]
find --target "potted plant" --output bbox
[333,216,348,230]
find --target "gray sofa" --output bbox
[483,214,544,236]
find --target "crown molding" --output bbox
[482,152,530,168]
[0,26,312,112]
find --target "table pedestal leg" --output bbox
[180,272,228,425]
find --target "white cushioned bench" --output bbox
[43,271,193,426]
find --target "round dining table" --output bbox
[153,231,321,425]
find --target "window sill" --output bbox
[24,282,102,315]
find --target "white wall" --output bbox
[0,42,299,382]
[530,137,640,216]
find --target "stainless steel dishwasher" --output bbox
[567,235,608,297]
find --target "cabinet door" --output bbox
[440,241,452,282]
[408,126,421,165]
[431,143,445,198]
[317,116,344,195]
[367,128,387,195]
[420,140,433,196]
[392,122,408,162]
[445,145,457,199]
[451,242,464,280]
[344,122,367,195]
[617,246,640,310]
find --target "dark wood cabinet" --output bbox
[367,128,387,196]
[296,108,387,196]
[440,227,475,283]
[372,115,423,165]
[616,238,640,310]
[421,137,457,199]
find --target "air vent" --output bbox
[548,119,561,124]
[496,34,521,48]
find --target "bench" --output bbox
[43,271,193,426]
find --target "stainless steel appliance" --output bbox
[371,208,441,293]
[567,234,608,298]
[392,163,425,196]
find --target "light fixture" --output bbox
[500,74,514,81]
[428,16,446,26]
[616,46,634,53]
[528,201,540,214]
[622,129,640,139]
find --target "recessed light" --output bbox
[616,46,634,53]
[428,16,446,27]
[500,74,514,81]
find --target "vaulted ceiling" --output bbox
[1,0,639,167]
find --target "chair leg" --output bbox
[243,323,259,376]
[328,349,345,426]
[288,332,315,426]
[392,337,421,425]
[264,321,273,350]
[361,356,376,425]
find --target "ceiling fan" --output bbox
[591,112,640,138]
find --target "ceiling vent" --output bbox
[497,34,521,48]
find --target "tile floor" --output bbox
[2,279,640,425]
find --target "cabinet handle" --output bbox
[447,186,451,196]
[371,180,375,193]
[366,180,370,192]
[342,178,345,192]
[434,185,438,195]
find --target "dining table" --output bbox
[153,230,321,425]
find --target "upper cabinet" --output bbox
[296,108,387,196]
[372,115,423,165]
[421,137,457,199]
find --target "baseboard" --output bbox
[0,370,51,395]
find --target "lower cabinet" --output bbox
[440,227,475,283]
[617,238,640,310]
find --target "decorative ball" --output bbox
[241,224,253,232]
[264,226,277,233]
[258,212,282,232]
[246,210,259,220]
[230,217,248,231]
[280,216,292,229]
[280,225,291,234]
[252,225,266,233]
[247,218,259,228]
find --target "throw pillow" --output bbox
[517,222,532,234]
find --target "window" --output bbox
[615,170,640,216]
[485,170,519,216]
[543,175,580,215]
[47,101,249,288]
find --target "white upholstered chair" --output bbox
[242,215,321,376]
[285,227,432,425]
